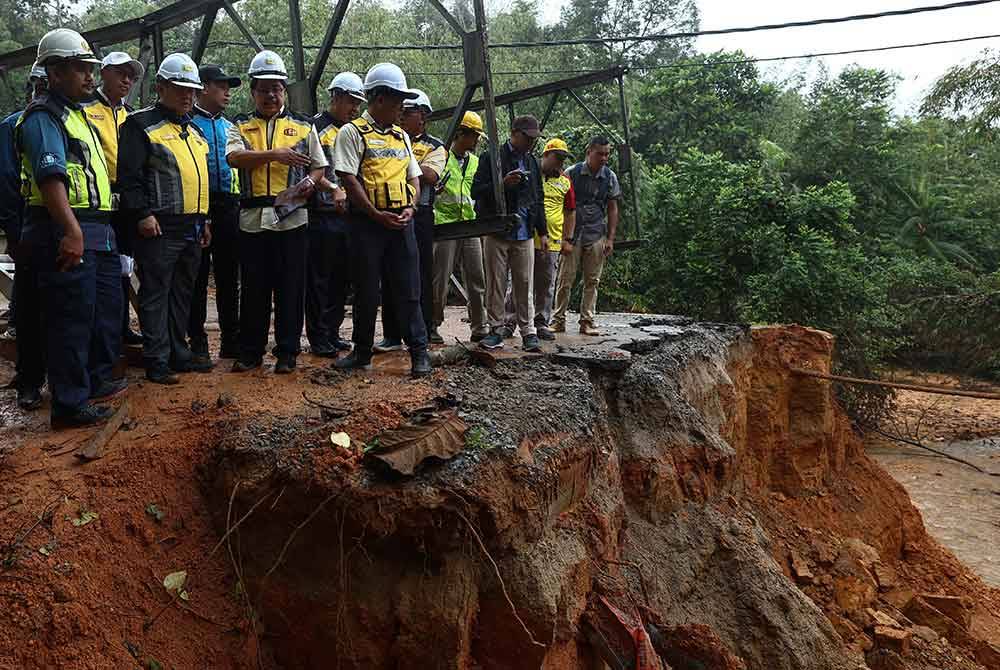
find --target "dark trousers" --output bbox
[381,206,433,339]
[112,209,134,335]
[188,196,241,354]
[238,226,307,360]
[350,215,427,355]
[134,228,201,368]
[13,249,45,392]
[36,246,121,416]
[305,226,350,348]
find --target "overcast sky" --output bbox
[539,0,1000,114]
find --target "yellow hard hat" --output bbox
[458,110,485,136]
[543,138,572,157]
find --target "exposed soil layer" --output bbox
[1,316,999,669]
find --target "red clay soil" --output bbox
[0,351,435,670]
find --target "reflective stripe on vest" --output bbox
[81,93,128,184]
[411,133,443,208]
[312,115,341,211]
[18,96,112,212]
[352,117,415,210]
[133,108,210,216]
[434,151,477,225]
[235,111,312,207]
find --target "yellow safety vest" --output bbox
[234,109,313,207]
[537,173,573,251]
[411,132,443,207]
[352,116,415,210]
[17,94,112,213]
[434,151,477,225]
[81,90,129,184]
[312,112,341,211]
[129,105,210,216]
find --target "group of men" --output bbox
[1,27,621,430]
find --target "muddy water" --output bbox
[871,437,1000,586]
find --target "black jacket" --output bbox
[471,141,545,238]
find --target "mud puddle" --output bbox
[871,437,1000,586]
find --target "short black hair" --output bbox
[587,135,611,151]
[367,85,405,103]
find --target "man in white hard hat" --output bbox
[305,71,363,358]
[1,64,48,411]
[188,64,243,361]
[82,51,145,348]
[226,50,329,374]
[332,62,431,378]
[16,28,122,428]
[432,111,489,343]
[375,88,446,350]
[117,53,212,385]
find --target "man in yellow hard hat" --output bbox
[432,111,488,342]
[534,138,576,340]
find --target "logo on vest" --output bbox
[283,128,298,137]
[39,153,58,167]
[89,113,106,121]
[367,138,387,147]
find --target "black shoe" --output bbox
[146,365,180,385]
[373,338,404,353]
[51,404,114,430]
[4,326,16,339]
[537,327,556,341]
[310,342,338,358]
[274,356,296,374]
[89,378,128,402]
[16,387,42,411]
[334,351,373,371]
[470,329,490,343]
[479,333,504,350]
[428,328,445,345]
[123,329,143,346]
[171,355,214,373]
[231,358,262,373]
[332,338,353,352]
[410,350,432,378]
[522,334,542,352]
[219,345,240,360]
[499,326,515,339]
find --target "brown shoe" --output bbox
[579,323,601,336]
[551,321,566,333]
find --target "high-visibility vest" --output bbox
[352,116,415,210]
[234,109,313,208]
[311,111,342,212]
[128,105,210,216]
[81,90,129,184]
[410,132,443,207]
[434,150,477,225]
[192,107,240,196]
[17,93,112,213]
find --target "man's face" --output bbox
[587,143,611,171]
[252,79,285,118]
[157,81,196,116]
[541,152,566,174]
[49,60,96,101]
[101,64,137,101]
[331,92,362,122]
[200,80,231,111]
[400,107,426,137]
[455,129,480,154]
[370,92,405,126]
[511,129,538,154]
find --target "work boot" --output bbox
[146,364,180,385]
[470,327,490,342]
[51,403,114,430]
[310,342,338,358]
[231,358,262,373]
[171,356,214,373]
[332,337,353,352]
[479,332,504,350]
[373,337,404,353]
[522,334,542,352]
[579,323,601,336]
[499,325,515,339]
[428,328,444,345]
[537,327,556,341]
[274,356,297,374]
[410,349,432,378]
[16,387,42,411]
[89,378,128,402]
[551,321,566,333]
[334,351,373,371]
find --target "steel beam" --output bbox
[444,84,477,148]
[567,89,622,144]
[130,32,155,107]
[617,74,641,240]
[192,4,221,63]
[222,0,264,52]
[288,0,306,81]
[307,0,351,109]
[152,25,165,67]
[426,0,467,36]
[539,91,559,131]
[433,216,514,241]
[473,0,505,216]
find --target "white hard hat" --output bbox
[101,51,144,80]
[363,62,418,99]
[35,28,101,67]
[248,50,288,81]
[403,89,432,113]
[327,71,365,101]
[29,64,47,81]
[156,53,203,90]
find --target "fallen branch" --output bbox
[301,391,350,417]
[455,509,547,649]
[792,368,1000,401]
[868,426,1000,477]
[1,496,61,568]
[76,399,131,461]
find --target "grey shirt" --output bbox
[569,161,621,246]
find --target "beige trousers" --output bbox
[484,236,536,337]
[552,236,606,328]
[432,238,488,333]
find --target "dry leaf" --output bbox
[330,432,351,449]
[71,510,99,527]
[163,570,187,593]
[367,411,467,475]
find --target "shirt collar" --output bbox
[362,110,395,133]
[194,104,224,120]
[505,140,524,158]
[254,106,287,121]
[155,102,190,125]
[579,161,604,178]
[97,87,125,111]
[47,90,80,111]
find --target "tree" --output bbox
[922,49,1000,136]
